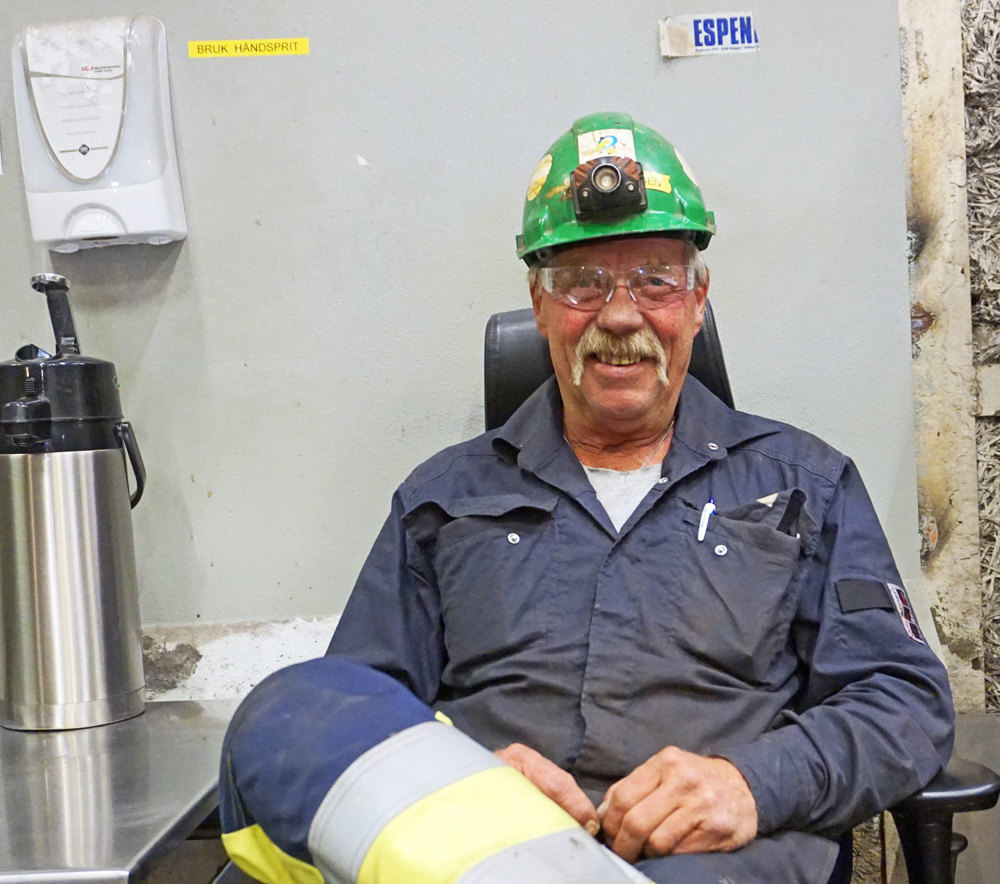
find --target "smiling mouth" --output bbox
[593,354,646,366]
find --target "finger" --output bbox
[493,743,529,768]
[598,763,664,840]
[664,801,757,854]
[595,784,614,821]
[494,742,547,777]
[658,817,747,856]
[608,787,680,863]
[494,743,598,831]
[529,761,598,829]
[641,810,699,858]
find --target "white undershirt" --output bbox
[582,463,662,532]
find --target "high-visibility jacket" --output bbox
[219,656,652,884]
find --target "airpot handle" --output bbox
[115,421,146,508]
[31,274,79,356]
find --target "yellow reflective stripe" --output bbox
[357,765,578,884]
[434,709,454,726]
[222,824,324,884]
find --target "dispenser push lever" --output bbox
[31,274,80,356]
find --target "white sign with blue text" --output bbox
[658,13,760,57]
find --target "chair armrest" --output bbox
[890,757,1000,818]
[887,758,1000,884]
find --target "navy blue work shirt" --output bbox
[329,376,953,847]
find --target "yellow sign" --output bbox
[188,39,309,58]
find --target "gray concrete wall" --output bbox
[0,2,923,634]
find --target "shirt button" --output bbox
[714,544,728,556]
[657,477,669,485]
[507,533,520,544]
[707,442,719,451]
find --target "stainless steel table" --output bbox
[0,699,238,883]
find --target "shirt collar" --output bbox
[670,374,779,458]
[492,377,569,475]
[493,373,780,471]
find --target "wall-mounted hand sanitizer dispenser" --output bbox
[11,16,187,253]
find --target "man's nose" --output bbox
[596,281,644,333]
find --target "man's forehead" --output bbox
[549,234,687,265]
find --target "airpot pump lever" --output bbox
[31,274,79,356]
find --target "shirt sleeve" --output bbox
[716,459,955,837]
[326,487,446,705]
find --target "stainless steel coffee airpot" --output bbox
[0,274,146,730]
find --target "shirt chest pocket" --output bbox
[426,494,560,671]
[667,491,810,685]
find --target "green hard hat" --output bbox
[516,112,716,262]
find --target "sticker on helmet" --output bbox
[526,153,553,201]
[577,129,636,164]
[645,171,672,194]
[887,583,924,643]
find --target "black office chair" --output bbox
[484,304,1000,884]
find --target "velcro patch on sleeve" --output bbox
[836,579,924,643]
[836,579,894,613]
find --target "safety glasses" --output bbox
[537,264,695,311]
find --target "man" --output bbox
[220,113,953,883]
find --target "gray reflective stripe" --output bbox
[456,829,653,884]
[307,720,503,883]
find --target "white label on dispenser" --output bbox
[23,18,129,182]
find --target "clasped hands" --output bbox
[494,743,758,862]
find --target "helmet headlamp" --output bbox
[592,164,622,193]
[571,157,647,222]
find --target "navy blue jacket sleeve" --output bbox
[326,488,445,705]
[717,460,955,836]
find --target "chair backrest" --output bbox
[483,301,734,431]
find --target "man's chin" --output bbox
[572,375,672,419]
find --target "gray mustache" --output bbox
[572,327,669,386]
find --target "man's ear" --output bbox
[692,270,709,333]
[530,283,549,338]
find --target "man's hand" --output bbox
[597,746,757,862]
[494,743,600,835]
